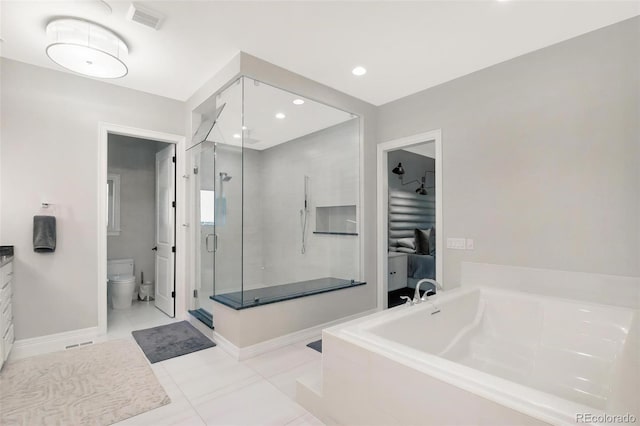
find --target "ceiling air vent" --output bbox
[126,3,164,30]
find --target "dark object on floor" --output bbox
[132,321,215,363]
[189,308,215,329]
[33,215,56,252]
[307,339,322,353]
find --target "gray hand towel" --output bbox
[33,215,56,253]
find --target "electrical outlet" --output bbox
[466,239,474,250]
[447,238,466,250]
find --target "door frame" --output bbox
[97,123,186,335]
[376,129,443,310]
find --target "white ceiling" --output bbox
[403,143,435,160]
[1,1,638,106]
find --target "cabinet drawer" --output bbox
[3,323,14,361]
[388,254,408,291]
[2,303,11,336]
[0,281,11,312]
[1,262,12,287]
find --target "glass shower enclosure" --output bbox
[189,77,361,322]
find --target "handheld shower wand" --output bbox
[300,176,310,254]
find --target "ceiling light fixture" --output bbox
[275,113,286,119]
[45,18,129,79]
[293,99,305,105]
[233,133,241,139]
[352,66,367,76]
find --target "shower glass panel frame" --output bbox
[191,76,362,314]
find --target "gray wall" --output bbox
[0,58,185,340]
[107,135,169,288]
[377,17,640,285]
[388,149,436,194]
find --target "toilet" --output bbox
[107,259,137,309]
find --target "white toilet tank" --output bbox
[107,259,136,309]
[107,258,134,278]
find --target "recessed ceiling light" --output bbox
[352,66,367,76]
[233,133,241,139]
[275,113,286,119]
[45,18,128,79]
[293,99,305,105]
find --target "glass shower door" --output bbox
[190,77,244,317]
[192,141,216,324]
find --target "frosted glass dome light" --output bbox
[46,18,129,79]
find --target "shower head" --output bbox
[220,172,232,182]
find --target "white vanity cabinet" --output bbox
[0,260,15,369]
[388,252,408,291]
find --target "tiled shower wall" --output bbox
[243,119,360,289]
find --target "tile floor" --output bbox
[108,302,324,426]
[107,300,181,339]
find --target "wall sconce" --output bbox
[413,176,430,195]
[392,162,434,195]
[392,162,405,176]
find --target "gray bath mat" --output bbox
[132,321,216,363]
[307,339,322,353]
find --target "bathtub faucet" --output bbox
[414,279,443,303]
[399,295,414,306]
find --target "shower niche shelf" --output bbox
[314,205,357,236]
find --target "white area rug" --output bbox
[0,339,170,425]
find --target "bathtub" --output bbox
[320,287,639,425]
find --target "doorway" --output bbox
[376,130,443,310]
[105,135,175,334]
[97,124,185,336]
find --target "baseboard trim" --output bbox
[11,327,101,360]
[235,308,379,361]
[211,331,239,359]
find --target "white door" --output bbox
[155,144,176,316]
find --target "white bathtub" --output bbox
[320,287,639,425]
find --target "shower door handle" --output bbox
[205,234,215,253]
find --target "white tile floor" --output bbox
[107,300,180,340]
[108,302,324,426]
